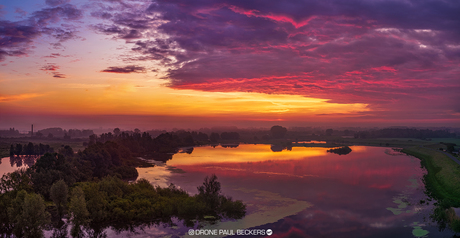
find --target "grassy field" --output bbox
[339,138,433,147]
[402,146,460,206]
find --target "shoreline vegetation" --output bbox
[402,146,460,232]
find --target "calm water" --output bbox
[132,145,455,238]
[0,155,36,175]
[0,145,456,237]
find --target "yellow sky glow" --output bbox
[0,83,369,119]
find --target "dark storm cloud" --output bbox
[101,65,146,73]
[0,4,82,61]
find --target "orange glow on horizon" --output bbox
[0,86,370,121]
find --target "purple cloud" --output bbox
[86,0,460,121]
[0,4,82,61]
[101,65,146,73]
[52,72,66,78]
[41,63,59,71]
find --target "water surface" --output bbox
[133,144,455,237]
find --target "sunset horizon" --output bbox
[1,0,460,131]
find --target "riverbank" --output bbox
[402,146,460,206]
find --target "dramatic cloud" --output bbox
[101,65,146,73]
[88,0,460,120]
[1,0,459,125]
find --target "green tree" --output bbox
[197,174,221,211]
[9,191,50,238]
[50,180,68,218]
[69,187,90,238]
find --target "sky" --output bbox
[0,0,459,131]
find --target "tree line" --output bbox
[89,130,241,157]
[9,142,54,156]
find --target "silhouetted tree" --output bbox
[197,174,221,211]
[221,132,239,140]
[270,125,287,139]
[210,133,220,142]
[14,144,22,156]
[113,128,120,136]
[25,142,35,155]
[10,145,14,157]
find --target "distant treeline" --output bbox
[354,128,456,139]
[91,130,241,157]
[0,127,95,138]
[37,128,94,139]
[9,142,54,156]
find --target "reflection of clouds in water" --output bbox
[136,165,172,188]
[136,162,186,188]
[182,188,311,238]
[203,166,324,179]
[131,146,436,237]
[104,220,179,238]
[369,222,390,228]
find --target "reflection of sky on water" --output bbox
[133,145,456,237]
[0,156,35,176]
